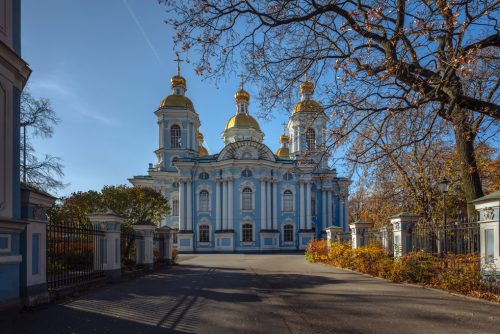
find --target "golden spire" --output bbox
[171,52,187,90]
[234,72,250,102]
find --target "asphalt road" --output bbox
[2,253,500,333]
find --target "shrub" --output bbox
[391,251,436,284]
[305,240,329,263]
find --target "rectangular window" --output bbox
[242,189,253,210]
[283,191,293,212]
[242,224,253,242]
[284,225,293,242]
[486,229,494,264]
[172,199,179,216]
[199,225,210,242]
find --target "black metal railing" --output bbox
[121,230,144,271]
[153,232,166,264]
[47,221,105,291]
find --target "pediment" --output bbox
[217,140,276,162]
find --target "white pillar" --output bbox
[179,181,185,230]
[228,178,234,230]
[261,179,267,230]
[306,182,312,230]
[299,181,305,230]
[216,180,221,230]
[322,190,327,230]
[187,180,192,231]
[222,180,228,230]
[272,180,278,230]
[266,181,272,231]
[327,191,333,227]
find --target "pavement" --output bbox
[1,253,500,334]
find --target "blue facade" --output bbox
[130,72,349,253]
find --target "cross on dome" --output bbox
[174,52,184,76]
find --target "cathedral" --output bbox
[129,66,349,253]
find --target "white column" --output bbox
[272,180,278,230]
[299,181,305,230]
[266,181,272,230]
[228,178,234,230]
[327,191,333,227]
[179,181,185,230]
[322,190,326,230]
[216,180,221,230]
[339,196,345,232]
[222,180,228,230]
[306,182,312,230]
[186,180,192,230]
[261,179,267,230]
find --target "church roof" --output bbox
[276,147,289,159]
[225,113,261,131]
[293,99,323,114]
[159,95,195,110]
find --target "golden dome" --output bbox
[279,134,289,143]
[197,132,204,140]
[234,89,250,102]
[300,80,314,94]
[159,95,194,110]
[198,145,208,156]
[225,113,261,131]
[276,147,290,159]
[171,75,186,89]
[293,99,323,114]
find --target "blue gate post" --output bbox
[390,213,420,258]
[88,212,124,281]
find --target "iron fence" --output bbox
[121,230,144,271]
[47,221,105,291]
[153,232,166,264]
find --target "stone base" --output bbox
[298,231,315,250]
[177,231,194,252]
[259,231,279,250]
[215,231,235,252]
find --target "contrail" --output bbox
[122,0,164,67]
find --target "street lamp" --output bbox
[438,178,450,253]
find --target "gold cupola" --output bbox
[293,75,323,114]
[222,77,264,145]
[159,53,195,111]
[276,126,290,159]
[197,131,209,156]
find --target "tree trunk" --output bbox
[451,109,484,219]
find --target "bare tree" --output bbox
[161,0,500,216]
[20,90,65,192]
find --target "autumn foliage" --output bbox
[306,240,500,302]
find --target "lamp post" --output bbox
[438,178,450,253]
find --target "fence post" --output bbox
[473,191,500,277]
[325,226,343,247]
[348,221,372,249]
[133,224,155,270]
[88,212,124,281]
[20,186,55,306]
[380,225,393,252]
[157,227,173,263]
[390,213,420,258]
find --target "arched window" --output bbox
[171,125,181,148]
[284,225,293,242]
[242,223,253,242]
[242,188,253,210]
[306,128,315,151]
[241,169,252,177]
[199,172,209,180]
[283,190,293,212]
[172,199,179,216]
[199,225,209,242]
[171,157,179,166]
[199,190,209,212]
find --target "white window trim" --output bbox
[239,181,256,213]
[198,219,211,244]
[281,184,296,213]
[196,184,212,215]
[240,218,255,243]
[282,223,295,243]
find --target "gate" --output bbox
[47,221,105,291]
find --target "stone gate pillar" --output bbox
[390,213,420,258]
[88,212,124,281]
[325,226,343,246]
[348,221,372,249]
[157,226,173,263]
[473,191,500,276]
[133,224,155,270]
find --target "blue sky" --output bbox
[22,0,298,197]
